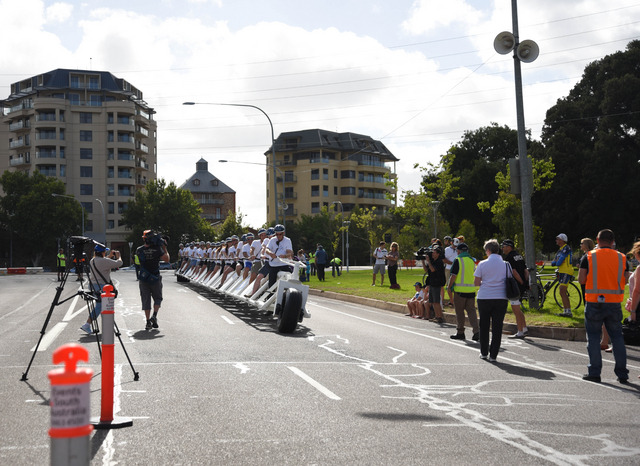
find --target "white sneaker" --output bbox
[489,357,497,362]
[302,308,311,318]
[80,323,91,334]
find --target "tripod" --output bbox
[21,249,139,381]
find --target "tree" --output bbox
[120,179,213,257]
[538,40,640,249]
[217,211,246,242]
[0,171,81,266]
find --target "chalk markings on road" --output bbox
[288,366,341,400]
[388,346,406,363]
[234,362,250,374]
[31,322,67,352]
[220,315,235,325]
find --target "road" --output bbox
[1,271,639,465]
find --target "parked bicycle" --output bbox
[521,269,582,311]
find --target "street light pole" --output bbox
[344,220,350,272]
[332,201,345,273]
[218,159,286,226]
[183,101,281,225]
[52,193,84,236]
[95,198,106,245]
[431,201,440,239]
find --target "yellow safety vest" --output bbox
[452,256,477,293]
[57,253,65,267]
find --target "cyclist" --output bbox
[552,233,574,317]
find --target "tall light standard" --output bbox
[183,101,281,225]
[344,220,351,272]
[52,193,84,236]
[493,0,540,308]
[95,198,106,245]
[218,159,286,226]
[331,201,345,273]
[431,201,440,239]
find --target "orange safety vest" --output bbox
[585,248,626,303]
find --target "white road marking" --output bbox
[233,363,250,374]
[221,316,235,325]
[31,322,67,352]
[288,366,341,400]
[62,295,86,321]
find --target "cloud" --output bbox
[46,2,73,23]
[402,0,484,35]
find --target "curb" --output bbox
[308,288,586,342]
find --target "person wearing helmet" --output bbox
[265,224,293,287]
[247,229,267,287]
[80,243,122,334]
[136,230,170,330]
[241,232,254,280]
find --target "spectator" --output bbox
[578,229,629,383]
[552,233,574,317]
[447,242,479,340]
[387,242,400,289]
[579,238,611,350]
[372,241,388,286]
[443,236,458,306]
[406,282,425,318]
[315,244,328,282]
[474,239,510,362]
[501,239,530,339]
[422,245,445,323]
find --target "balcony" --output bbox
[136,159,150,170]
[135,141,149,154]
[36,149,57,159]
[9,120,30,132]
[9,139,26,149]
[9,155,30,166]
[8,101,33,114]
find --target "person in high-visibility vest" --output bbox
[56,248,66,281]
[447,242,479,341]
[578,229,630,384]
[133,250,141,280]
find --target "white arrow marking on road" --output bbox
[234,363,250,374]
[288,366,341,400]
[31,322,67,352]
[62,295,86,321]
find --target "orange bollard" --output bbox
[48,344,93,466]
[91,284,133,429]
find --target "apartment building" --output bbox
[0,69,157,249]
[180,158,236,224]
[266,129,398,224]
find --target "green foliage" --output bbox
[0,171,81,266]
[120,179,213,257]
[217,211,246,242]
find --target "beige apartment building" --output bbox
[0,69,157,250]
[266,129,398,224]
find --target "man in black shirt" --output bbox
[136,230,170,330]
[501,239,529,339]
[422,246,446,323]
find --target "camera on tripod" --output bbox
[414,245,442,261]
[143,231,169,248]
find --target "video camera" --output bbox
[69,236,96,260]
[144,231,169,248]
[414,245,442,261]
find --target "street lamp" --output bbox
[95,198,106,245]
[183,101,282,225]
[344,220,351,272]
[52,193,84,236]
[331,201,345,273]
[493,0,540,308]
[431,201,440,239]
[218,159,286,226]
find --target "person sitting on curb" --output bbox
[406,282,426,318]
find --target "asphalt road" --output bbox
[1,271,640,465]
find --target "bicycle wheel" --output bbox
[521,282,545,310]
[553,282,582,311]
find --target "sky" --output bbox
[1,0,639,227]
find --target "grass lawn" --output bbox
[305,266,631,329]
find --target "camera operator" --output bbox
[80,244,123,334]
[136,229,170,330]
[422,245,446,323]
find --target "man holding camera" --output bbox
[136,230,170,330]
[422,246,446,323]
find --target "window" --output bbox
[108,149,114,160]
[70,76,80,88]
[193,179,200,186]
[37,165,56,176]
[108,202,114,214]
[108,167,114,178]
[80,148,93,159]
[79,130,92,142]
[323,168,329,180]
[90,95,101,107]
[118,168,133,178]
[59,110,65,122]
[79,112,92,124]
[81,202,93,214]
[118,203,128,214]
[334,187,338,195]
[311,169,319,180]
[107,184,114,196]
[89,76,99,89]
[80,184,93,195]
[60,147,65,158]
[311,202,320,214]
[341,187,356,195]
[341,170,356,179]
[311,185,319,197]
[107,113,114,124]
[107,131,114,142]
[80,166,93,177]
[108,220,115,229]
[86,220,93,232]
[60,165,66,177]
[334,170,338,179]
[323,185,329,197]
[69,93,80,105]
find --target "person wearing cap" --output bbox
[447,242,479,340]
[443,236,459,306]
[578,229,629,383]
[80,243,122,334]
[407,282,426,318]
[422,245,446,323]
[552,233,574,317]
[315,244,328,281]
[501,239,529,339]
[136,230,170,330]
[241,233,254,280]
[372,241,388,286]
[265,224,293,287]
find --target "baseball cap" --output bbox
[414,282,423,287]
[457,242,469,251]
[501,239,515,248]
[556,233,568,242]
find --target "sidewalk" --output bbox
[309,288,587,342]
